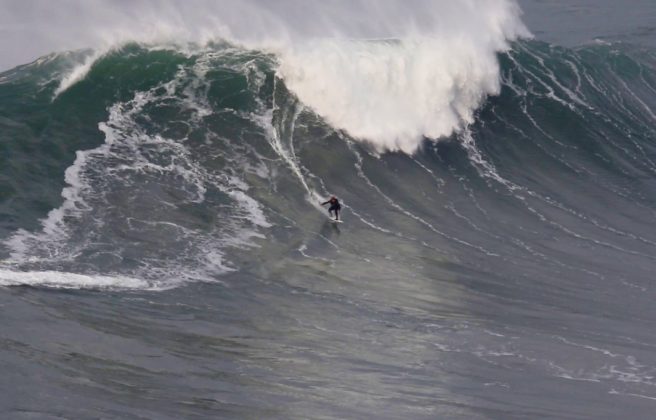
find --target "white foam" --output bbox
[54,50,105,97]
[279,34,526,153]
[0,269,154,290]
[227,190,272,228]
[6,53,274,290]
[271,1,528,154]
[17,1,529,152]
[5,151,92,262]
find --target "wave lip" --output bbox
[277,2,530,154]
[12,0,529,155]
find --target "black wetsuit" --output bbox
[322,198,341,220]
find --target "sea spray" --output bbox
[278,36,510,154]
[20,0,529,153]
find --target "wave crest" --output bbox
[278,2,529,153]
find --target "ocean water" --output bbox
[1,1,656,418]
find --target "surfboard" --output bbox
[330,219,343,223]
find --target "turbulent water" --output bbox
[2,3,656,419]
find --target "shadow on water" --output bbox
[319,220,341,237]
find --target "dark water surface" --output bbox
[2,2,656,419]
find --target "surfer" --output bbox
[321,196,341,221]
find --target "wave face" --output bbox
[2,33,656,420]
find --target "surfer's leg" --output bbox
[329,205,338,220]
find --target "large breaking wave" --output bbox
[0,0,655,298]
[44,0,530,152]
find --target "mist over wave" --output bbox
[279,36,512,153]
[10,0,529,153]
